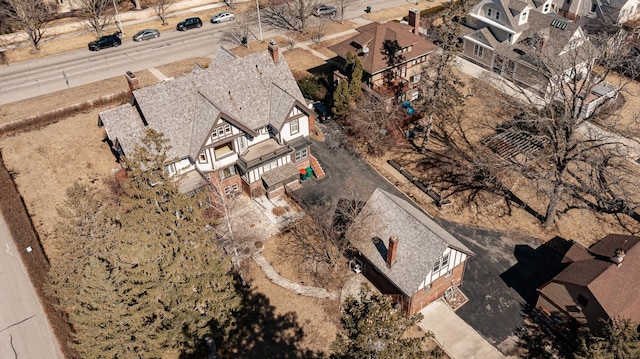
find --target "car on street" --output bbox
[210,12,235,24]
[88,34,121,51]
[313,102,334,122]
[133,29,160,42]
[176,17,203,31]
[314,5,337,16]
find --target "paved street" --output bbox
[0,214,63,359]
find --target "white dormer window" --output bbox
[521,10,528,22]
[543,2,550,13]
[495,11,500,20]
[290,119,299,135]
[487,8,493,17]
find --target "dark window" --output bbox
[577,294,589,307]
[590,3,597,12]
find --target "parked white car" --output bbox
[210,12,235,24]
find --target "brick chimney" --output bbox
[125,71,139,95]
[268,39,280,64]
[386,236,399,267]
[408,9,420,35]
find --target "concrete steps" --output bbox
[309,154,325,179]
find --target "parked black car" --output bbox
[313,102,334,123]
[176,17,203,31]
[88,34,121,51]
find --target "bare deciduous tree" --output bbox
[222,12,254,46]
[142,0,175,26]
[0,0,53,53]
[75,0,113,37]
[419,26,640,229]
[343,94,406,156]
[265,0,317,31]
[334,0,355,24]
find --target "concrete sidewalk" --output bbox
[419,300,513,359]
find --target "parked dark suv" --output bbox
[176,17,203,31]
[313,102,334,123]
[88,34,121,51]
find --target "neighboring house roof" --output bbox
[346,188,474,297]
[328,21,437,76]
[99,46,307,161]
[465,0,595,72]
[542,234,640,323]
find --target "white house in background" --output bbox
[99,42,321,198]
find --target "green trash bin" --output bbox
[306,167,313,179]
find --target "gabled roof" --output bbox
[346,189,474,296]
[542,234,640,324]
[328,21,437,76]
[99,46,307,161]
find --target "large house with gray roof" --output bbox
[99,42,317,198]
[461,0,595,95]
[346,188,475,314]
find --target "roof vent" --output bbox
[611,248,626,266]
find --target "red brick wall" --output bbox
[407,263,466,315]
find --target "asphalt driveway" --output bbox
[291,121,566,355]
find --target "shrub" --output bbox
[297,77,323,100]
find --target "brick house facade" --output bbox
[347,189,474,314]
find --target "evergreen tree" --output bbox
[346,51,363,100]
[331,284,432,359]
[48,129,240,358]
[332,80,352,116]
[576,318,640,359]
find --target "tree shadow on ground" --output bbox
[514,304,582,359]
[217,285,324,359]
[500,236,569,305]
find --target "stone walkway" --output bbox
[252,252,341,300]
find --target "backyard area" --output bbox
[2,1,640,355]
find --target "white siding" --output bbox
[417,247,468,290]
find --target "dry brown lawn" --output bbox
[2,0,640,355]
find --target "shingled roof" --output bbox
[545,234,640,323]
[328,21,437,76]
[346,189,474,296]
[99,46,307,161]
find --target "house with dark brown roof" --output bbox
[346,188,475,314]
[328,9,438,102]
[99,42,320,198]
[537,234,640,331]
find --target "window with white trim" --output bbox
[590,2,596,12]
[487,8,492,17]
[495,11,500,20]
[211,123,232,141]
[263,160,278,172]
[507,33,513,43]
[165,163,176,176]
[219,165,237,180]
[237,136,248,154]
[290,119,299,135]
[445,270,453,278]
[295,148,308,162]
[543,2,550,12]
[199,150,207,163]
[473,44,484,57]
[224,183,239,196]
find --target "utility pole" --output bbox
[112,0,124,36]
[256,0,263,42]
